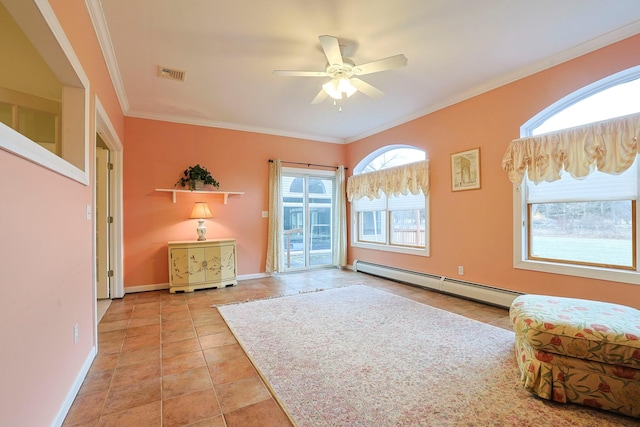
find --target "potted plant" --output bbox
[175,164,220,190]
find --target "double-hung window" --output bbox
[504,66,640,283]
[526,164,636,269]
[348,146,429,256]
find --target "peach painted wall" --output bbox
[49,0,124,140]
[123,117,345,288]
[346,34,640,309]
[0,1,124,426]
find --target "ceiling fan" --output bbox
[273,35,408,105]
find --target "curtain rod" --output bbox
[269,159,348,170]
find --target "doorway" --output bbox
[95,135,112,322]
[96,136,111,301]
[281,170,335,270]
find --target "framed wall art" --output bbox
[451,148,480,191]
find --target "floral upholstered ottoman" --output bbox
[510,294,640,418]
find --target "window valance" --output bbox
[502,112,640,184]
[347,160,429,202]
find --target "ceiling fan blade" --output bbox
[351,78,384,99]
[273,70,328,77]
[319,35,343,66]
[311,89,328,104]
[352,54,408,75]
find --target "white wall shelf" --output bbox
[155,188,244,204]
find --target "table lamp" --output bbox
[189,202,213,241]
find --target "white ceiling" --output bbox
[90,0,640,143]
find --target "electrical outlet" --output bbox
[73,323,79,344]
[458,266,464,275]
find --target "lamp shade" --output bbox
[189,202,213,219]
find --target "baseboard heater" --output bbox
[353,260,522,309]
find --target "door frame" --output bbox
[95,145,110,299]
[281,167,336,271]
[93,97,124,303]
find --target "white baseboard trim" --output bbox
[125,283,169,293]
[52,346,97,427]
[238,272,271,280]
[353,260,521,308]
[124,273,273,294]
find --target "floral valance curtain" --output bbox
[502,113,640,184]
[347,160,430,202]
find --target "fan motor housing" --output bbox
[326,60,360,78]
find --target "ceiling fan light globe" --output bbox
[337,77,355,92]
[344,82,358,98]
[322,80,343,100]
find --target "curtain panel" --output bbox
[265,159,283,273]
[347,160,430,202]
[333,165,347,267]
[502,113,640,184]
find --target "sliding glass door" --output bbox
[281,170,334,270]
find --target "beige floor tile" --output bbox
[125,324,161,337]
[162,337,202,358]
[202,344,246,365]
[97,401,161,427]
[121,333,161,352]
[98,319,129,333]
[77,370,113,396]
[162,366,213,399]
[162,389,221,427]
[62,389,107,426]
[128,316,161,328]
[117,347,160,368]
[162,327,197,343]
[199,331,237,350]
[195,321,231,337]
[208,356,256,385]
[223,399,293,427]
[216,375,272,414]
[111,359,161,388]
[162,350,207,376]
[102,377,161,415]
[161,319,193,333]
[88,353,118,374]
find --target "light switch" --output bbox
[261,211,269,218]
[86,205,92,220]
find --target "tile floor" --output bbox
[63,268,512,426]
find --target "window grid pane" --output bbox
[358,211,386,243]
[390,210,425,247]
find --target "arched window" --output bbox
[350,145,429,256]
[512,66,640,283]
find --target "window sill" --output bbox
[0,125,88,185]
[514,258,640,286]
[351,241,429,257]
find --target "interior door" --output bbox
[96,145,110,299]
[281,172,334,270]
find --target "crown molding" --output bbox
[126,110,345,144]
[85,0,129,114]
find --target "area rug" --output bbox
[218,285,637,426]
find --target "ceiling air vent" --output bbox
[158,66,186,82]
